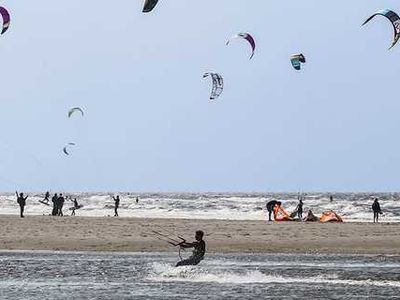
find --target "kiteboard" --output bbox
[69,205,83,211]
[38,200,50,206]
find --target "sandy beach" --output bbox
[0,215,399,255]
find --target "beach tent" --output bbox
[320,210,343,223]
[273,204,294,221]
[303,210,319,222]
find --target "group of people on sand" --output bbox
[266,196,383,223]
[15,192,142,218]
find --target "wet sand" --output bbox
[0,215,399,254]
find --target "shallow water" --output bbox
[1,192,400,222]
[0,251,399,299]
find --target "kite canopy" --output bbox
[0,7,10,35]
[319,210,343,223]
[203,73,223,100]
[226,32,256,59]
[68,107,84,118]
[143,0,159,13]
[63,143,76,156]
[362,9,400,49]
[290,54,306,70]
[273,204,294,221]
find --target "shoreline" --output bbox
[0,215,399,255]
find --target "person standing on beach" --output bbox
[372,198,382,223]
[51,193,58,216]
[296,199,304,220]
[58,194,65,216]
[71,198,79,216]
[112,195,120,217]
[16,191,28,218]
[266,200,281,221]
[176,230,206,267]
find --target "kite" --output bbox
[0,7,10,35]
[290,54,306,70]
[226,32,256,59]
[63,143,76,156]
[143,0,159,13]
[362,9,400,49]
[68,107,84,118]
[203,73,223,100]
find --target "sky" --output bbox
[0,0,399,192]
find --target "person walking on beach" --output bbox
[112,195,120,217]
[372,198,382,223]
[43,191,50,204]
[176,230,206,267]
[58,193,65,216]
[51,193,58,216]
[71,198,79,216]
[266,200,281,221]
[16,191,28,218]
[296,199,304,220]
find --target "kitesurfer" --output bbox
[58,193,65,216]
[136,197,139,204]
[372,198,382,223]
[113,195,120,217]
[176,230,206,267]
[296,199,304,220]
[51,193,58,216]
[266,200,281,221]
[71,198,79,216]
[43,191,50,204]
[16,191,28,218]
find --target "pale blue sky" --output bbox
[0,0,399,192]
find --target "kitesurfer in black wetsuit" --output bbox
[71,198,79,216]
[372,198,382,223]
[51,193,58,216]
[16,191,28,218]
[266,200,281,221]
[43,191,50,204]
[113,195,120,217]
[296,199,304,220]
[58,194,65,216]
[176,230,206,267]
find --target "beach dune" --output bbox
[0,215,399,254]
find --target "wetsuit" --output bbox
[71,199,79,216]
[51,195,58,216]
[58,196,65,216]
[114,197,120,216]
[297,201,303,220]
[17,196,27,218]
[372,200,381,223]
[266,200,279,221]
[176,240,206,267]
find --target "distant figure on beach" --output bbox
[16,191,28,218]
[51,193,58,216]
[296,199,304,220]
[176,230,206,267]
[58,194,65,216]
[266,200,281,221]
[136,197,139,204]
[43,191,50,204]
[372,198,382,223]
[71,198,79,216]
[330,195,333,202]
[113,195,120,217]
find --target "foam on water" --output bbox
[1,192,399,222]
[147,262,400,287]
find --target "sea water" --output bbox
[0,251,399,299]
[0,192,399,222]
